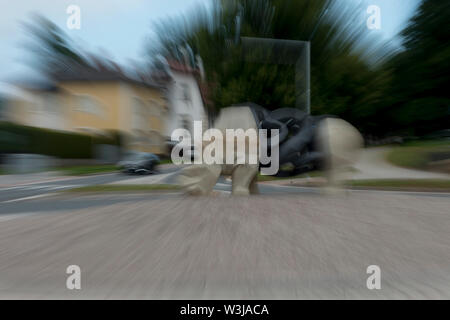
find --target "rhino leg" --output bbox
[178,164,222,195]
[231,164,259,196]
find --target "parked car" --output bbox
[117,152,160,174]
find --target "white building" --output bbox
[161,60,208,138]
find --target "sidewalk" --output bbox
[262,147,450,188]
[351,147,450,180]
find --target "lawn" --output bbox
[257,171,323,182]
[58,159,173,176]
[348,179,450,190]
[386,140,450,171]
[159,159,173,165]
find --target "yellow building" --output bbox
[3,67,169,155]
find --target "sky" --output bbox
[354,0,421,40]
[0,0,421,82]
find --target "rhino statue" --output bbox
[177,103,363,195]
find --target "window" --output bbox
[34,94,58,114]
[75,95,103,117]
[180,115,193,133]
[148,99,160,116]
[132,97,147,130]
[44,94,58,114]
[180,83,191,103]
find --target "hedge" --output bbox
[0,122,122,159]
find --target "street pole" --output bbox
[306,41,311,115]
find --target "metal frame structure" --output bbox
[240,37,311,114]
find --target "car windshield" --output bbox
[123,153,156,161]
[122,153,142,161]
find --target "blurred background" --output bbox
[0,0,448,181]
[0,0,450,300]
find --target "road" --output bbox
[1,165,450,299]
[0,167,313,215]
[0,166,181,204]
[0,192,449,299]
[3,144,450,206]
[2,164,450,215]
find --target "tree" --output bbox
[22,14,88,78]
[384,0,450,135]
[148,0,391,134]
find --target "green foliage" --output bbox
[150,0,449,137]
[382,0,450,135]
[149,0,392,134]
[92,129,123,147]
[22,14,88,77]
[348,179,450,190]
[0,122,120,159]
[386,147,431,170]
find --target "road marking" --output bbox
[0,212,40,221]
[0,184,82,192]
[0,172,119,189]
[2,193,59,204]
[17,185,48,190]
[0,186,24,191]
[260,183,450,197]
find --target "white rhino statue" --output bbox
[177,103,363,195]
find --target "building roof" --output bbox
[166,59,212,109]
[150,57,212,110]
[52,62,164,90]
[166,59,200,75]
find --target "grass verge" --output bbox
[386,140,450,171]
[347,179,450,191]
[67,184,180,193]
[257,171,324,182]
[159,159,173,165]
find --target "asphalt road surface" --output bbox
[0,191,449,299]
[2,164,449,207]
[0,166,181,204]
[1,165,450,299]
